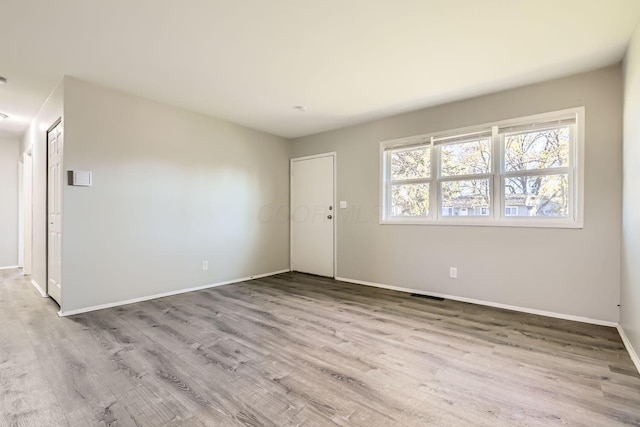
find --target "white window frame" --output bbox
[379,107,585,228]
[385,144,432,219]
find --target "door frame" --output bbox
[46,117,63,305]
[21,147,33,275]
[289,152,337,278]
[18,156,23,268]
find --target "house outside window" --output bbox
[505,206,519,216]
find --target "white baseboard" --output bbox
[59,269,290,317]
[617,324,640,374]
[335,276,617,327]
[0,265,19,271]
[30,279,47,297]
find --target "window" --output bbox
[439,134,492,218]
[388,146,431,217]
[380,108,584,228]
[502,125,571,218]
[505,206,518,216]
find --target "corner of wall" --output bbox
[620,17,640,374]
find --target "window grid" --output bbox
[386,146,432,219]
[380,108,583,228]
[499,124,574,220]
[436,135,494,220]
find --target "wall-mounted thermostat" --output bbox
[68,170,92,187]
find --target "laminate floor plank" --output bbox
[1,269,639,426]
[77,309,245,427]
[0,321,68,427]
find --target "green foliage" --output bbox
[440,138,491,215]
[391,183,429,216]
[505,128,569,173]
[441,138,491,177]
[391,147,430,180]
[390,147,430,216]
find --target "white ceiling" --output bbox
[1,0,640,141]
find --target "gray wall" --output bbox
[61,77,290,313]
[20,81,64,289]
[0,138,19,267]
[292,66,622,323]
[622,23,640,360]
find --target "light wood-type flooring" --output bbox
[1,268,639,426]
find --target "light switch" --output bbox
[339,201,347,209]
[69,171,92,187]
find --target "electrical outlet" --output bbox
[202,261,209,271]
[449,267,457,279]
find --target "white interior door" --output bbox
[291,154,335,277]
[47,121,63,305]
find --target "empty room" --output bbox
[2,0,640,425]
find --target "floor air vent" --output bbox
[411,294,445,301]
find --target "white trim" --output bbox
[335,276,616,327]
[22,150,33,276]
[381,108,582,150]
[575,106,586,229]
[290,152,337,162]
[333,154,338,278]
[58,269,290,317]
[30,279,47,297]
[380,217,582,229]
[18,159,23,268]
[290,152,337,278]
[0,265,20,270]
[617,324,640,374]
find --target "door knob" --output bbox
[327,215,333,219]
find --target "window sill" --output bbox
[380,217,584,229]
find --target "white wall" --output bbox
[621,22,640,363]
[292,66,622,323]
[0,138,19,267]
[20,81,64,293]
[60,77,290,313]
